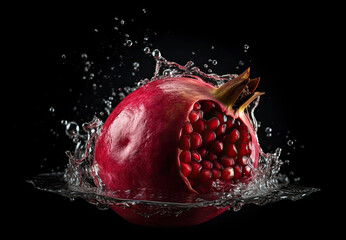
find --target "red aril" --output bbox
[93,68,263,226]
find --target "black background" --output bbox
[7,2,342,238]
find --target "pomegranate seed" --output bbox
[213,160,222,170]
[238,142,249,156]
[221,167,234,181]
[215,112,227,124]
[189,110,199,123]
[212,169,221,180]
[220,156,235,167]
[206,117,220,130]
[243,165,251,177]
[239,156,249,165]
[202,160,213,169]
[193,102,201,110]
[196,185,209,194]
[233,165,242,180]
[179,135,190,150]
[192,119,206,133]
[201,101,215,113]
[202,130,216,144]
[190,162,202,178]
[190,132,202,149]
[196,110,204,119]
[205,152,217,161]
[209,140,223,154]
[225,143,237,157]
[240,131,250,143]
[191,150,201,162]
[215,124,226,136]
[182,121,193,135]
[180,162,192,177]
[226,116,234,128]
[239,124,248,133]
[234,119,242,127]
[197,148,207,158]
[199,169,212,182]
[179,150,191,163]
[228,129,240,143]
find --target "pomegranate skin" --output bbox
[94,75,260,226]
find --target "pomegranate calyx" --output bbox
[238,91,265,112]
[214,68,263,112]
[214,68,250,108]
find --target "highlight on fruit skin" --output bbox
[93,68,264,226]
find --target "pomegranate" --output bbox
[94,68,263,226]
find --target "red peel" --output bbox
[94,68,263,226]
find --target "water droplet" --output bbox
[125,39,133,47]
[142,8,146,14]
[49,107,55,113]
[244,44,250,52]
[265,127,272,137]
[212,60,218,65]
[133,62,140,71]
[120,19,125,25]
[265,127,272,133]
[184,61,194,68]
[287,140,294,146]
[143,47,151,54]
[61,54,66,59]
[293,177,301,182]
[203,64,208,69]
[152,49,161,59]
[238,60,244,66]
[257,121,262,128]
[81,53,88,60]
[94,28,98,33]
[191,51,195,55]
[65,122,80,138]
[163,69,172,77]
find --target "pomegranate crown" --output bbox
[214,68,264,112]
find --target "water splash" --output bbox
[29,50,319,218]
[63,116,104,189]
[151,49,238,87]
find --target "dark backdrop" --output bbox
[7,2,341,238]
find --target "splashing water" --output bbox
[29,49,319,218]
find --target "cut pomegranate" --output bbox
[94,68,263,226]
[177,99,255,193]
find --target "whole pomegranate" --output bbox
[94,68,263,226]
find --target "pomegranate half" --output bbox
[93,68,263,226]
